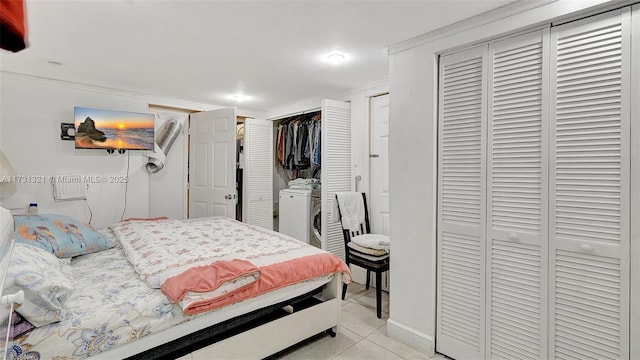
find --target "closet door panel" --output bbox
[436,46,487,360]
[630,5,640,360]
[486,29,548,360]
[321,99,351,260]
[550,9,630,360]
[244,118,273,229]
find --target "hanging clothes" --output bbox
[312,125,321,165]
[276,124,286,167]
[275,113,321,174]
[311,125,321,179]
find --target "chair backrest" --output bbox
[335,192,371,253]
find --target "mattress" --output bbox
[7,230,333,360]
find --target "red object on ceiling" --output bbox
[0,0,27,52]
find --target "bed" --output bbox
[0,207,350,359]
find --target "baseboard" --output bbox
[386,319,434,356]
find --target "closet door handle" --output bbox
[579,243,594,253]
[508,233,520,242]
[369,154,380,158]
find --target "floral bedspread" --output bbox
[7,238,190,359]
[110,216,313,288]
[6,218,347,359]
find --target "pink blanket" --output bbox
[162,253,349,315]
[162,259,261,303]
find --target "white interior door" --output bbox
[189,108,237,219]
[370,94,390,235]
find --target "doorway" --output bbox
[370,93,390,235]
[369,93,390,291]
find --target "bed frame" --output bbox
[96,274,343,360]
[0,208,343,360]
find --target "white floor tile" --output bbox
[332,339,404,360]
[351,289,389,314]
[344,282,371,301]
[340,301,387,337]
[270,327,363,360]
[366,327,429,360]
[429,354,448,360]
[265,281,428,360]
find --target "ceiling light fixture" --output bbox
[229,94,250,103]
[326,53,346,65]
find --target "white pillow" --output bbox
[5,243,74,327]
[0,205,14,300]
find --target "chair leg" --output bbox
[342,259,350,300]
[375,271,382,319]
[365,269,371,290]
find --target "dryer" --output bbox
[310,189,322,249]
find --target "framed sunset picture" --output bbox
[74,107,155,150]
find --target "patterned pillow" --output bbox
[13,214,113,258]
[5,243,74,327]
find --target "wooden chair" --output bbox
[335,192,390,319]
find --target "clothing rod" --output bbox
[268,108,321,122]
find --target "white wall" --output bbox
[386,0,625,354]
[0,72,217,228]
[147,110,189,220]
[387,43,438,352]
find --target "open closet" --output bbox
[436,7,634,359]
[246,99,351,260]
[273,111,322,248]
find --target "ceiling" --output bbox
[0,0,514,111]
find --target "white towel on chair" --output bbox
[333,192,366,231]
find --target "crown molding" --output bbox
[0,71,221,112]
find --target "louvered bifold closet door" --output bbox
[321,99,351,260]
[487,29,548,360]
[436,46,487,360]
[550,9,631,360]
[244,119,274,229]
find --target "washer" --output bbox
[278,189,311,243]
[310,188,322,249]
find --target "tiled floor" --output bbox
[266,283,442,360]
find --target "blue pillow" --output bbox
[13,214,113,258]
